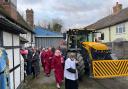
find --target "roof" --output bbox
[85,7,128,30]
[82,42,109,50]
[0,16,26,34]
[34,26,63,37]
[0,6,26,34]
[0,5,34,34]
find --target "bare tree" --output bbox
[51,18,63,32]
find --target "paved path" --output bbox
[22,71,128,89]
[22,71,58,89]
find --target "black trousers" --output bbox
[65,78,78,89]
[26,61,32,75]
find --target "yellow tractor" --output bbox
[66,29,128,79]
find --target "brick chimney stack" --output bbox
[26,9,34,28]
[113,2,122,14]
[0,0,17,20]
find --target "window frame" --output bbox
[116,23,125,34]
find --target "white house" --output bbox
[86,2,128,43]
[85,2,128,59]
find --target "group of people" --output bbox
[20,46,79,89]
[40,47,65,89]
[20,47,40,78]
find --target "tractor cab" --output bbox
[66,29,96,79]
[67,29,95,52]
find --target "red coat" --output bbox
[52,55,64,84]
[41,51,45,67]
[48,50,54,59]
[43,51,52,74]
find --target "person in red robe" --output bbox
[40,48,45,71]
[43,48,52,76]
[52,49,64,89]
[48,47,54,60]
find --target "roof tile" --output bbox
[86,7,128,30]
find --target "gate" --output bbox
[92,60,128,78]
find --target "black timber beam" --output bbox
[0,17,26,34]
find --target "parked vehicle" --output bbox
[66,29,128,79]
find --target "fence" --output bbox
[92,60,128,78]
[105,41,128,59]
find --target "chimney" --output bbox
[26,9,34,28]
[0,0,17,20]
[113,2,122,14]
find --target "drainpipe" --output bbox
[109,26,113,52]
[109,27,111,42]
[92,32,94,42]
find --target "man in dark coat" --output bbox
[32,48,40,78]
[26,48,33,75]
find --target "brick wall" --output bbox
[0,2,17,20]
[26,9,34,28]
[113,2,122,14]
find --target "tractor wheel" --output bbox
[76,53,85,80]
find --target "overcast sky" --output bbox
[17,0,128,30]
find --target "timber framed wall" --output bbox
[0,7,28,88]
[2,31,24,89]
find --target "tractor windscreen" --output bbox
[91,49,112,60]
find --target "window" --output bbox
[101,33,104,40]
[116,24,125,34]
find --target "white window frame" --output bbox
[116,23,125,34]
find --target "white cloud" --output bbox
[17,0,128,30]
